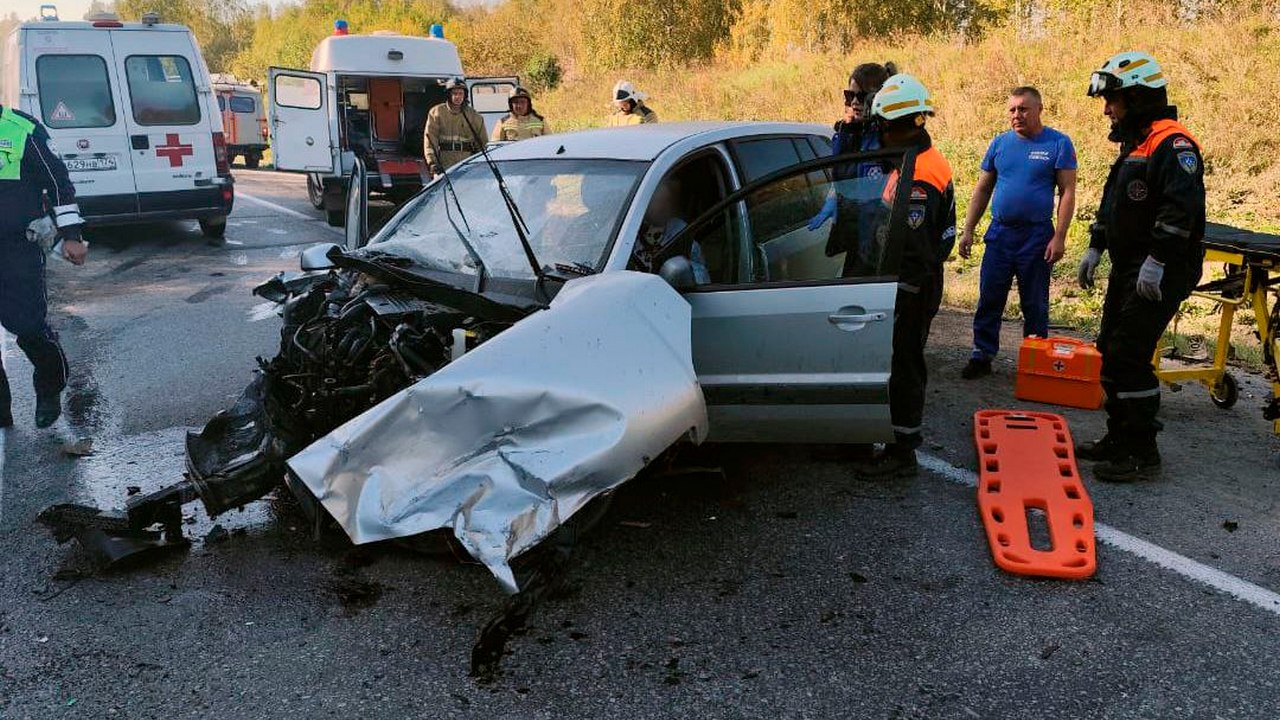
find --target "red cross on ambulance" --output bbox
[155,134,194,167]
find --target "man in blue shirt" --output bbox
[958,86,1077,378]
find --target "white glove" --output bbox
[1077,248,1102,289]
[1136,255,1165,301]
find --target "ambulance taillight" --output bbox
[212,132,231,176]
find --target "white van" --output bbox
[211,73,268,169]
[0,9,234,240]
[268,23,515,226]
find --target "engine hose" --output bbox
[347,316,378,366]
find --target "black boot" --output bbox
[35,392,61,429]
[1075,434,1126,462]
[852,444,919,480]
[1093,442,1162,482]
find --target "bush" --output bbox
[523,52,563,91]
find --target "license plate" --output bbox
[65,156,118,172]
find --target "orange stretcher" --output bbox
[973,410,1096,580]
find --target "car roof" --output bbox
[485,121,831,163]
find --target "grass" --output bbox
[534,6,1280,369]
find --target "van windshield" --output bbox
[367,159,646,281]
[125,55,201,126]
[35,55,116,129]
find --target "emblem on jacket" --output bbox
[1177,151,1199,175]
[908,205,925,229]
[1126,179,1148,201]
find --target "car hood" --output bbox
[285,271,708,592]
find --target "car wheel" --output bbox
[245,153,261,169]
[307,175,325,209]
[200,216,228,245]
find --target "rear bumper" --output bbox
[81,185,235,226]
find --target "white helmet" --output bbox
[871,73,934,121]
[1087,51,1167,97]
[612,80,647,105]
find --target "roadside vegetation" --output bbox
[4,0,1279,365]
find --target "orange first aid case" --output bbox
[1015,336,1104,410]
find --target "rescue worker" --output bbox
[957,86,1078,379]
[607,81,658,126]
[424,77,488,177]
[0,104,88,428]
[852,74,956,479]
[1076,51,1205,482]
[490,86,549,142]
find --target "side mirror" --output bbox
[344,157,369,251]
[658,256,696,291]
[300,242,340,271]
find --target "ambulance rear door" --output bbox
[268,67,336,173]
[466,76,518,138]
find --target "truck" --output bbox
[268,21,516,226]
[211,73,269,169]
[0,6,234,240]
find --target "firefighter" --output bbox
[1076,51,1205,482]
[424,77,488,176]
[607,81,658,126]
[491,86,549,142]
[0,104,87,428]
[852,74,956,479]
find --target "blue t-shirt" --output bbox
[981,126,1077,227]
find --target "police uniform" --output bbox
[888,132,956,451]
[491,112,549,142]
[1092,113,1205,453]
[0,106,82,426]
[607,104,658,127]
[423,102,488,175]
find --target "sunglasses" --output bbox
[843,89,871,106]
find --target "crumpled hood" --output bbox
[286,271,707,592]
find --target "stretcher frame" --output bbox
[1153,225,1280,434]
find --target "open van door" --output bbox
[268,67,335,173]
[466,76,519,138]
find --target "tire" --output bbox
[245,153,261,169]
[326,208,344,227]
[1210,372,1239,409]
[200,216,228,245]
[306,175,326,210]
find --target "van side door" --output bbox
[268,67,336,173]
[25,27,139,219]
[465,77,519,139]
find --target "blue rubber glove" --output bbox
[807,195,837,231]
[1136,255,1165,301]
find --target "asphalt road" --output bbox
[1,167,1279,719]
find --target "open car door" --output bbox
[268,67,336,173]
[466,76,520,138]
[670,147,918,443]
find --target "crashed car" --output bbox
[43,121,922,595]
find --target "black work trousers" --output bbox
[0,238,68,402]
[890,276,942,450]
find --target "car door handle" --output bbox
[828,312,887,324]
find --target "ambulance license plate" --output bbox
[65,156,118,172]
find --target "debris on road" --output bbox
[61,437,94,457]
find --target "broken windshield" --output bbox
[366,159,647,280]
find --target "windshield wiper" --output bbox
[427,134,488,294]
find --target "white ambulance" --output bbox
[268,22,515,226]
[0,8,234,240]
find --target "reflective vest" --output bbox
[492,113,548,142]
[0,107,34,181]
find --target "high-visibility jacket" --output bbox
[607,104,658,127]
[491,112,549,142]
[0,106,82,241]
[423,103,488,174]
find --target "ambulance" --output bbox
[211,73,268,169]
[268,22,515,226]
[0,7,234,240]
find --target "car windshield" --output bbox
[366,159,646,280]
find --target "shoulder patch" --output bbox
[910,186,929,202]
[908,205,925,229]
[1177,151,1199,175]
[1171,136,1193,150]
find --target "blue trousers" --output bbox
[972,221,1053,359]
[0,238,68,398]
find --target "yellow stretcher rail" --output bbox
[1153,224,1280,434]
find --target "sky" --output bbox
[10,0,491,20]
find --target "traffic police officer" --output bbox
[424,77,488,177]
[607,81,658,126]
[853,74,957,479]
[1076,51,1205,482]
[490,86,549,142]
[0,104,87,428]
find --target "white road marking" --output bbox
[237,191,342,236]
[918,452,1280,616]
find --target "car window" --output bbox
[36,54,116,129]
[216,95,226,112]
[469,82,516,113]
[631,153,734,284]
[678,150,910,286]
[733,138,803,183]
[125,55,201,126]
[275,74,322,110]
[229,96,256,114]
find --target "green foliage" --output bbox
[523,51,562,91]
[575,0,734,70]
